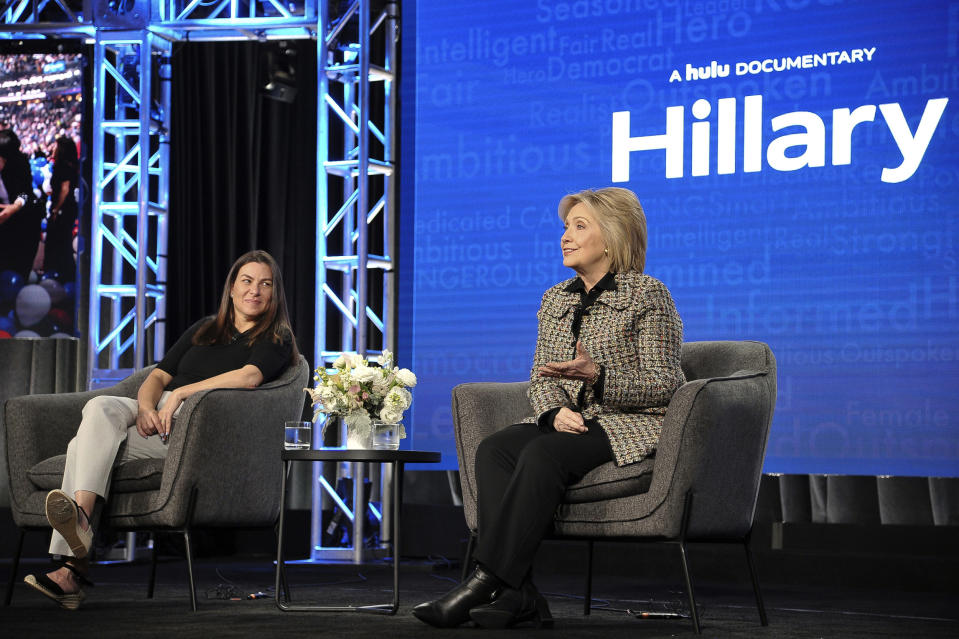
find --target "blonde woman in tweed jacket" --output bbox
[413,187,685,629]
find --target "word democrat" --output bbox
[611,95,948,184]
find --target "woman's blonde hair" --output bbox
[558,187,647,273]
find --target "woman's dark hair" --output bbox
[193,250,298,362]
[0,128,22,161]
[53,136,79,174]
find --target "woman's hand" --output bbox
[538,341,599,383]
[552,407,587,434]
[156,390,184,439]
[135,367,173,439]
[136,405,161,438]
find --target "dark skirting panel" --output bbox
[824,475,881,525]
[778,473,812,523]
[877,476,935,525]
[929,477,959,526]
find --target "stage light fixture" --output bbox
[262,43,298,104]
[107,0,135,13]
[94,0,149,27]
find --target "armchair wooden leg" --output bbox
[583,539,594,616]
[743,539,768,625]
[461,533,476,583]
[147,533,159,599]
[5,529,25,605]
[183,529,197,612]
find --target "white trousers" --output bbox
[49,391,178,556]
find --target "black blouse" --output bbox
[157,317,293,391]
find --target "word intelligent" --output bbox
[611,95,948,184]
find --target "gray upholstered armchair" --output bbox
[452,341,776,633]
[4,354,310,610]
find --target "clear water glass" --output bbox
[284,421,312,450]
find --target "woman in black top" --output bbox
[0,129,42,280]
[44,136,79,281]
[24,250,298,609]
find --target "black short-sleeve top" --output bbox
[157,317,294,391]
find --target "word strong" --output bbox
[611,96,949,184]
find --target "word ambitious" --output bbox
[611,95,948,184]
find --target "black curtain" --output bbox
[168,41,317,362]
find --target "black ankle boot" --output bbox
[411,565,503,628]
[469,579,553,629]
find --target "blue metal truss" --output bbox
[311,0,398,564]
[0,1,91,37]
[86,29,170,385]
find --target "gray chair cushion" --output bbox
[564,457,655,504]
[27,455,165,493]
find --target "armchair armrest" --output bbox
[646,369,774,538]
[149,356,310,528]
[452,381,532,532]
[4,367,154,515]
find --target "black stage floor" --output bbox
[3,554,957,638]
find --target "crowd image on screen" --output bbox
[0,54,83,340]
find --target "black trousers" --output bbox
[472,421,614,588]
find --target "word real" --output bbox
[611,95,948,184]
[673,48,877,83]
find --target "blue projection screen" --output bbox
[404,0,959,476]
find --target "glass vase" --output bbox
[345,424,372,449]
[320,414,368,449]
[371,421,402,450]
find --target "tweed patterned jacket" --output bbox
[523,271,685,466]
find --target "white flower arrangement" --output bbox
[304,349,417,441]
